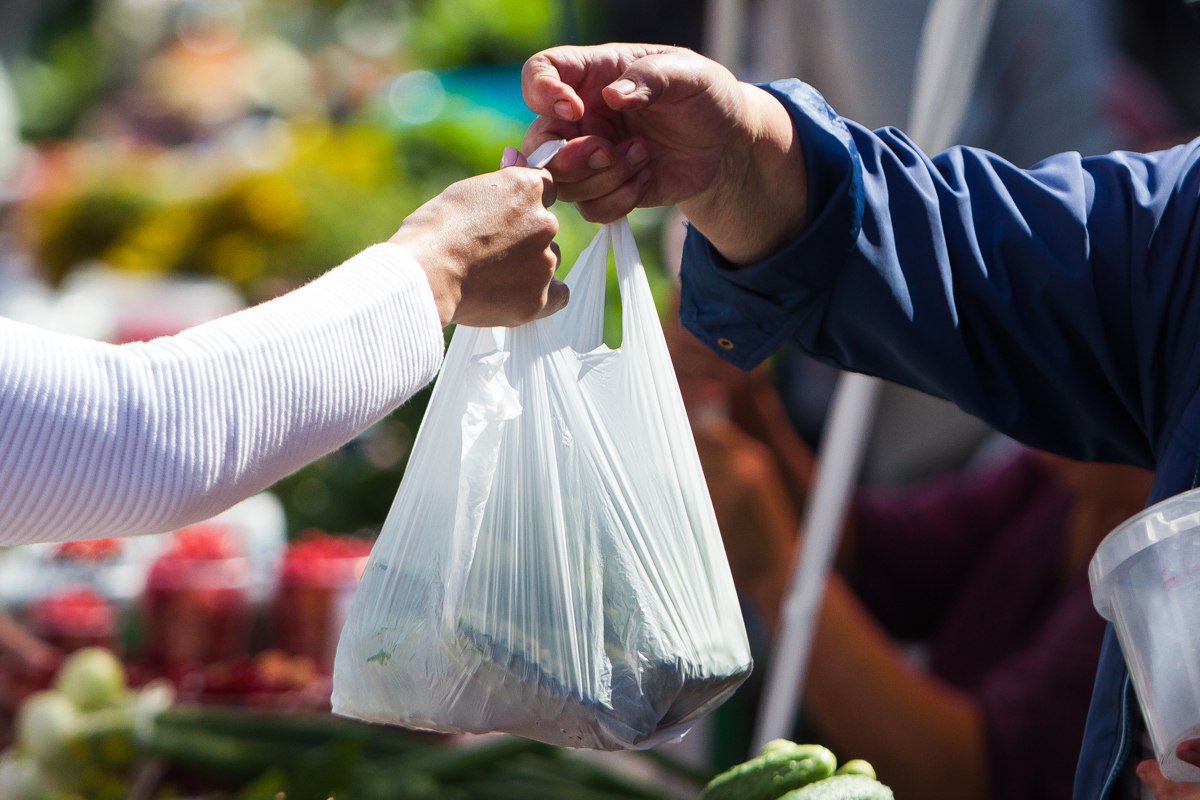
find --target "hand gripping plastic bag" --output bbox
[332,218,752,750]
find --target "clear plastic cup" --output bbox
[1090,487,1200,783]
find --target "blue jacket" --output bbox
[680,79,1200,799]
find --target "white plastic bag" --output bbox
[332,219,752,750]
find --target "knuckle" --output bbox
[555,183,583,204]
[519,293,545,323]
[496,167,521,189]
[515,168,540,189]
[575,202,606,223]
[513,173,543,202]
[495,166,521,185]
[522,118,554,148]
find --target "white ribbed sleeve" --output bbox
[0,243,445,545]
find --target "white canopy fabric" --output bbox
[0,61,22,196]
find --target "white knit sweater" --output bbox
[0,243,444,545]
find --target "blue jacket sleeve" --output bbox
[680,79,1200,466]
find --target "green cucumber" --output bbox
[779,773,894,800]
[699,741,837,800]
[835,759,877,780]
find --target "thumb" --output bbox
[602,51,715,112]
[533,278,569,320]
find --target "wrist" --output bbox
[388,230,459,327]
[679,84,807,266]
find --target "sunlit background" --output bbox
[0,2,694,798]
[1,0,1199,798]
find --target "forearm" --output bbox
[682,84,1200,465]
[803,577,989,800]
[728,371,817,518]
[678,84,808,266]
[0,243,443,545]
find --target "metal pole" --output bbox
[750,0,1001,754]
[751,371,880,752]
[704,0,747,69]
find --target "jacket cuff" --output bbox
[680,78,865,370]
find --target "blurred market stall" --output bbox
[0,1,689,797]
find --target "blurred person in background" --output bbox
[667,311,1153,799]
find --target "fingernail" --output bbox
[553,100,574,120]
[627,141,648,166]
[588,149,612,170]
[501,146,519,168]
[610,79,636,95]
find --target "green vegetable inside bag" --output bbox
[332,220,752,750]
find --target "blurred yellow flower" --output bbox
[205,231,268,286]
[241,176,305,237]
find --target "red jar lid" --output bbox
[29,587,116,638]
[279,531,372,587]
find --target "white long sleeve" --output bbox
[0,243,444,545]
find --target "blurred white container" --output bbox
[45,263,245,343]
[0,492,285,611]
[1091,488,1200,782]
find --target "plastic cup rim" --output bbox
[1089,485,1200,619]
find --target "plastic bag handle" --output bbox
[554,218,657,355]
[521,139,657,355]
[608,217,659,352]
